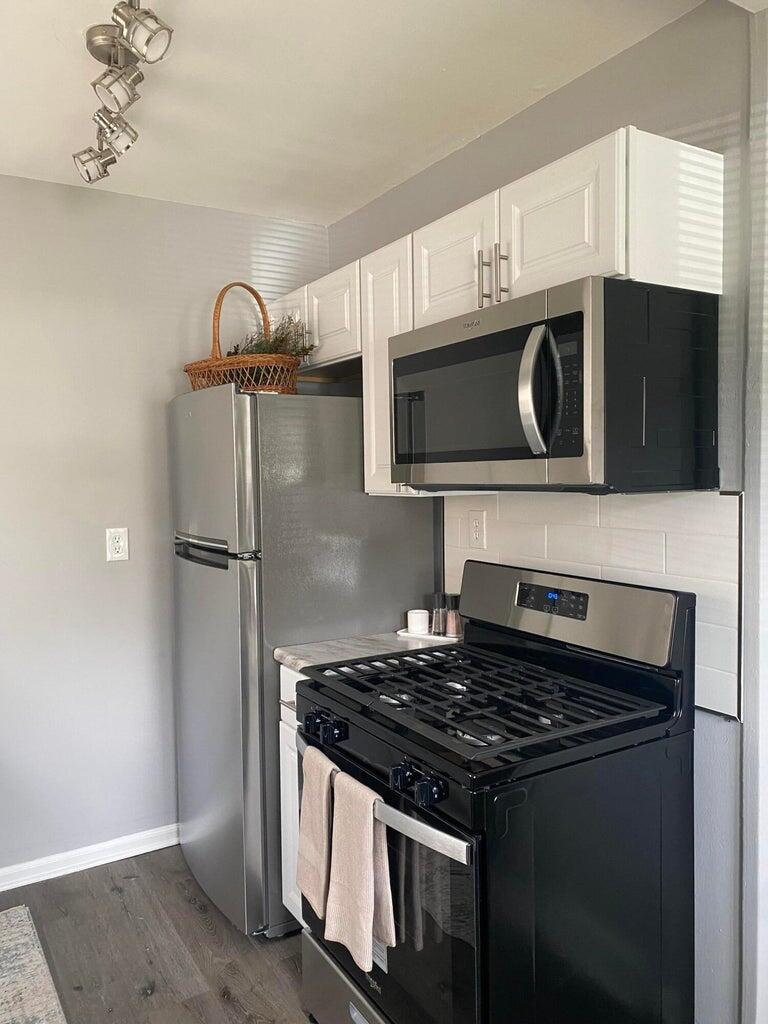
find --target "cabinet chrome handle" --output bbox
[477,249,491,308]
[493,242,509,303]
[518,324,548,456]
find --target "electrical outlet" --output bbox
[468,510,486,550]
[106,527,130,562]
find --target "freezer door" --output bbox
[174,542,264,934]
[169,384,258,554]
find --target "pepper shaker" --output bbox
[445,594,463,638]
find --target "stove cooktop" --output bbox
[301,643,667,768]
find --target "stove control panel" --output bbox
[517,582,589,621]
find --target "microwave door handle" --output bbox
[518,324,548,455]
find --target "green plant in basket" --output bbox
[227,315,314,360]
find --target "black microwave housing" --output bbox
[600,278,719,493]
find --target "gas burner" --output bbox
[452,729,488,747]
[379,692,415,706]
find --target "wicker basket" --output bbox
[184,281,301,394]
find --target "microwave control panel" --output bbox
[516,582,589,621]
[551,312,584,457]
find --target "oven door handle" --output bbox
[518,323,548,455]
[297,737,472,866]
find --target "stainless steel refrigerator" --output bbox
[169,384,436,938]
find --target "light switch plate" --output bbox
[106,527,129,561]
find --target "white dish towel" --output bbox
[324,772,397,972]
[296,745,336,918]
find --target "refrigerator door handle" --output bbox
[174,530,230,553]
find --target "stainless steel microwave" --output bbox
[389,277,719,493]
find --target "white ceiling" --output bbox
[0,0,706,225]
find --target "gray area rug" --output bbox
[0,907,66,1024]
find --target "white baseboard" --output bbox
[0,823,180,893]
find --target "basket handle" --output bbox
[211,281,271,359]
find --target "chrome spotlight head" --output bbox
[93,107,138,155]
[92,64,144,114]
[112,2,173,63]
[72,144,118,183]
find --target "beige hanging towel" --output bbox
[296,745,337,918]
[324,772,397,973]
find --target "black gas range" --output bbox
[296,561,695,1024]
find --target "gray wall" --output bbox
[0,175,328,870]
[327,3,749,1021]
[328,0,749,493]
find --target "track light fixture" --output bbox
[92,64,144,114]
[93,108,139,155]
[112,2,173,64]
[73,134,118,183]
[72,0,173,184]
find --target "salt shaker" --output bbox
[445,594,463,638]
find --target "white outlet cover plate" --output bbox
[468,510,487,550]
[106,527,129,561]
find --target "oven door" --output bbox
[389,290,550,488]
[297,736,482,1024]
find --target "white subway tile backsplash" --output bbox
[490,521,547,561]
[666,533,739,582]
[498,492,599,526]
[443,494,499,520]
[547,524,665,572]
[599,492,739,536]
[696,666,739,718]
[698,623,739,674]
[600,569,738,629]
[444,515,467,549]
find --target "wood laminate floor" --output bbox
[0,845,309,1024]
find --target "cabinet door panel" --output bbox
[267,285,307,329]
[413,193,498,327]
[306,262,361,366]
[279,721,304,924]
[500,130,626,298]
[361,236,413,494]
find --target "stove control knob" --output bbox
[414,776,447,809]
[303,711,323,736]
[319,719,348,746]
[389,762,416,792]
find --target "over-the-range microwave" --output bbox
[389,277,719,493]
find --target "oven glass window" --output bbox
[384,829,479,1024]
[392,325,548,465]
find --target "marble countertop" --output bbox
[274,631,455,672]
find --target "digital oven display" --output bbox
[517,582,589,621]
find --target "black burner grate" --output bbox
[305,645,666,763]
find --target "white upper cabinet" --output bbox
[306,261,361,367]
[498,127,723,299]
[267,285,307,329]
[412,192,498,327]
[625,127,723,295]
[499,131,627,298]
[361,236,413,494]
